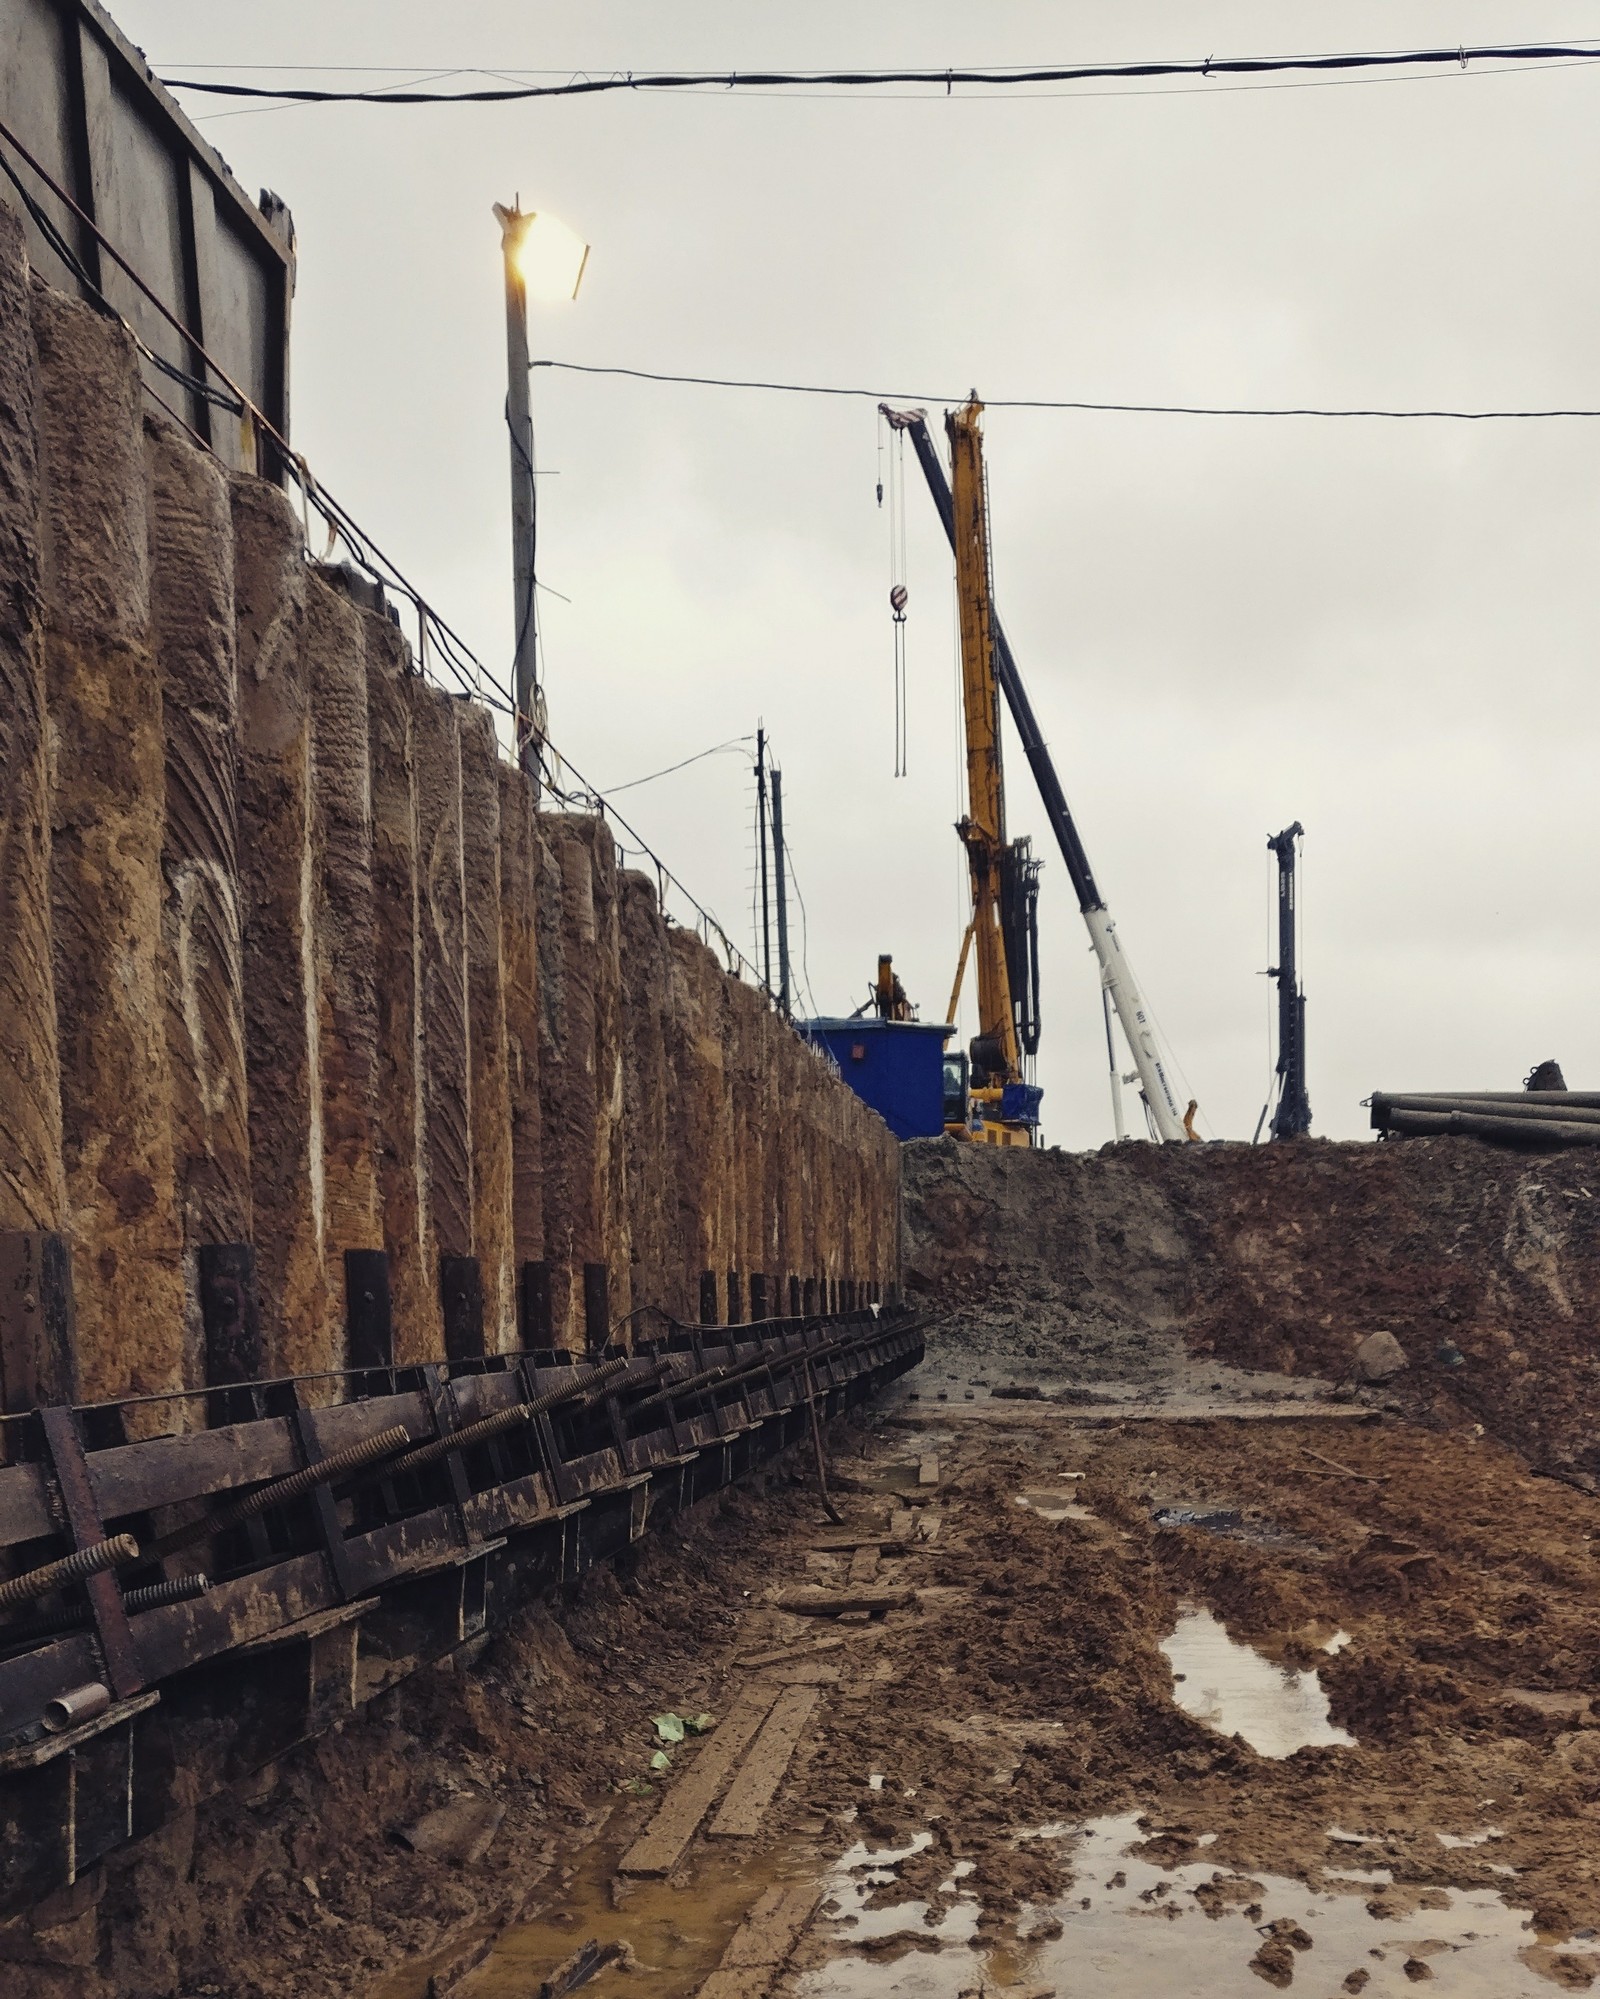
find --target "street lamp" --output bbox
[494,200,589,789]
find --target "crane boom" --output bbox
[882,399,1190,1143]
[945,400,1022,1086]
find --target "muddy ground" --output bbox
[902,1135,1600,1480]
[21,1345,1599,1996]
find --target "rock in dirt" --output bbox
[394,1796,505,1865]
[1353,1331,1408,1382]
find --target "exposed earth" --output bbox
[12,1136,1600,1998]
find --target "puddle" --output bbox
[1161,1605,1356,1757]
[798,1813,1593,1998]
[374,1820,813,1999]
[1153,1502,1315,1552]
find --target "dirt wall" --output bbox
[903,1133,1600,1473]
[0,221,899,1404]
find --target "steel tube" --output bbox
[1377,1106,1600,1147]
[42,1681,112,1733]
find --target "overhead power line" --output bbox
[532,359,1600,423]
[159,41,1600,104]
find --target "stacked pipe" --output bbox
[1371,1092,1600,1148]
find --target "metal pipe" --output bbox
[153,1424,413,1557]
[1374,1093,1600,1125]
[1377,1106,1600,1147]
[42,1681,111,1733]
[0,1533,140,1615]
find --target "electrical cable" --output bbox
[600,736,754,794]
[534,357,1600,423]
[158,41,1600,104]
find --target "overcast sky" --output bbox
[119,3,1600,1147]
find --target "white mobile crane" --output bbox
[883,397,1196,1144]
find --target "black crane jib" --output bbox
[885,406,1105,917]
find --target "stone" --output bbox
[1354,1331,1408,1382]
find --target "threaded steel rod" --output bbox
[153,1423,412,1557]
[0,1533,141,1614]
[1,1571,210,1645]
[363,1356,634,1484]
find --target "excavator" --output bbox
[882,396,1198,1146]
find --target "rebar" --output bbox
[153,1423,412,1557]
[3,1572,210,1646]
[370,1356,634,1483]
[0,1533,141,1614]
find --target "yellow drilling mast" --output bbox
[944,397,1039,1146]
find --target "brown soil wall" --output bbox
[903,1133,1600,1472]
[0,225,899,1405]
[0,208,62,1241]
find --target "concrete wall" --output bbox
[0,212,900,1407]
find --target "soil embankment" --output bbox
[903,1135,1600,1476]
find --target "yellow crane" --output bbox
[883,393,1198,1146]
[941,398,1040,1145]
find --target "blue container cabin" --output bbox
[802,1018,955,1142]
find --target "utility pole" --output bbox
[1267,822,1312,1139]
[494,201,542,791]
[771,765,792,1018]
[755,728,772,993]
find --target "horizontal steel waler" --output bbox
[0,1307,924,1911]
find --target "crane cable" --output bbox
[880,413,911,777]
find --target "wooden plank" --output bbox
[698,1968,771,1999]
[131,1551,331,1682]
[708,1686,821,1838]
[735,1637,844,1671]
[618,1683,778,1878]
[763,1662,838,1685]
[0,1630,100,1736]
[459,1470,559,1542]
[0,1689,159,1772]
[917,1455,939,1487]
[718,1881,823,1969]
[774,1589,911,1617]
[889,1508,915,1542]
[846,1546,879,1588]
[0,1462,55,1545]
[303,1390,429,1456]
[87,1418,298,1520]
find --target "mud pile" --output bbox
[902,1135,1600,1472]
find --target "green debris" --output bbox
[649,1749,672,1771]
[685,1712,715,1735]
[653,1713,687,1744]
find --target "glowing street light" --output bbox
[494,200,589,785]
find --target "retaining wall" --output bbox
[0,204,900,1412]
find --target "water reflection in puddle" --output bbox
[1162,1605,1356,1758]
[798,1814,1598,1998]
